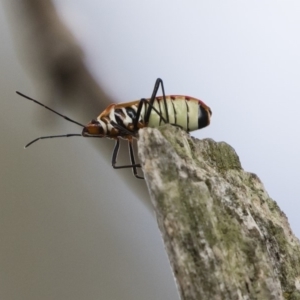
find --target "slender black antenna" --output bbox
[16,91,85,128]
[25,134,82,148]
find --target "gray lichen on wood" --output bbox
[138,124,300,300]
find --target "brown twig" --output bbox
[4,0,150,207]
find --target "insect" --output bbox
[17,78,212,179]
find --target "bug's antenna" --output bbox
[25,134,82,148]
[16,91,85,128]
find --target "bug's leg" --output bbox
[128,140,144,179]
[145,78,169,124]
[134,79,169,129]
[111,138,141,170]
[133,98,168,130]
[110,121,135,136]
[110,122,143,178]
[133,78,169,131]
[170,124,183,129]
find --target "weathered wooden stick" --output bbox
[138,124,300,300]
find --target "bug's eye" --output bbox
[91,119,99,124]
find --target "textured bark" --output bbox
[138,125,300,300]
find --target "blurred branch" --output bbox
[4,0,151,208]
[7,0,108,110]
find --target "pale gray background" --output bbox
[1,1,300,299]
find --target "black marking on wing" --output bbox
[125,107,137,121]
[171,98,177,125]
[115,109,126,126]
[160,99,164,125]
[154,99,163,126]
[185,98,190,131]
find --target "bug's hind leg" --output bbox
[133,78,169,130]
[145,78,169,124]
[133,98,168,130]
[111,139,144,179]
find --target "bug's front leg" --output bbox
[128,139,144,179]
[111,138,144,179]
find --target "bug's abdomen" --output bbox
[147,96,208,132]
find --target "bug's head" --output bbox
[82,119,106,137]
[198,101,212,129]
